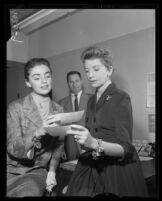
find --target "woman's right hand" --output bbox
[35,115,61,138]
[66,124,98,150]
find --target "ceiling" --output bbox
[10,8,80,35]
[10,9,42,22]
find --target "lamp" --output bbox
[10,10,24,43]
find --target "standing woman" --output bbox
[7,58,63,197]
[66,46,148,197]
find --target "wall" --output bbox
[7,32,29,63]
[28,9,154,58]
[7,61,31,106]
[47,27,155,141]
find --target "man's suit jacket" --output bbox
[59,91,92,126]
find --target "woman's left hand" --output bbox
[46,171,57,192]
[66,124,97,149]
[43,115,61,128]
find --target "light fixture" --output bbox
[10,10,24,43]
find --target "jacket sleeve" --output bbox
[50,102,64,161]
[114,94,135,159]
[7,102,35,160]
[51,140,64,161]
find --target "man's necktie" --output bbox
[74,94,82,155]
[74,94,79,111]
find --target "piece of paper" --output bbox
[147,72,155,108]
[48,110,84,124]
[148,114,155,133]
[44,110,84,137]
[45,125,70,137]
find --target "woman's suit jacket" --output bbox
[86,82,134,157]
[7,93,64,175]
[66,83,148,197]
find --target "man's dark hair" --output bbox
[66,71,82,82]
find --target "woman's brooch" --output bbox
[105,95,112,101]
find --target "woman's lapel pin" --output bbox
[106,95,112,101]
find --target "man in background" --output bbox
[59,71,91,161]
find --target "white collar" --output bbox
[71,90,82,99]
[97,80,111,101]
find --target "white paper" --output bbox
[44,110,84,137]
[48,110,84,124]
[44,125,70,137]
[147,72,155,108]
[139,156,154,161]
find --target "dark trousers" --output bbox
[64,135,81,161]
[7,168,47,197]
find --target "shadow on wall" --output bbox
[112,73,129,92]
[133,122,146,140]
[112,73,147,140]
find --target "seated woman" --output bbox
[65,46,149,197]
[7,58,64,197]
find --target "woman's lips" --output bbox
[90,80,97,83]
[41,85,48,89]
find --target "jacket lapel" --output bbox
[96,83,116,112]
[79,92,87,110]
[49,100,63,114]
[67,95,73,111]
[49,101,58,114]
[22,94,42,128]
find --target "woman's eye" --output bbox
[94,68,99,71]
[33,77,40,80]
[45,74,51,78]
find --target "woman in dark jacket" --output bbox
[7,58,63,197]
[65,46,148,197]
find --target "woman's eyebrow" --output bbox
[31,71,51,77]
[31,73,40,77]
[45,71,51,74]
[93,65,100,68]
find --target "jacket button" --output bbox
[95,128,98,132]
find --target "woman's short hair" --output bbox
[24,58,52,81]
[81,46,113,70]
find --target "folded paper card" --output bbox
[44,110,84,137]
[48,110,84,124]
[44,125,70,137]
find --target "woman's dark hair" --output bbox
[24,58,52,81]
[66,71,82,82]
[81,46,113,70]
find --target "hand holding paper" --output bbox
[43,115,61,127]
[45,110,84,125]
[44,110,84,137]
[66,124,96,149]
